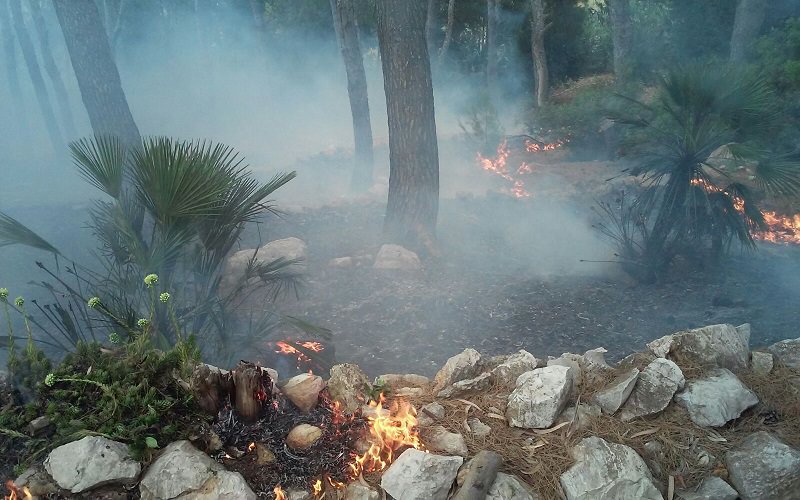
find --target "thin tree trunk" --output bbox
[9,0,63,151]
[335,0,374,192]
[486,0,500,107]
[377,0,440,250]
[608,0,632,80]
[0,0,25,124]
[730,0,767,62]
[52,0,140,148]
[425,0,437,54]
[439,0,456,62]
[530,0,548,107]
[30,0,75,138]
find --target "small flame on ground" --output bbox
[349,395,424,478]
[4,481,31,500]
[691,177,800,244]
[477,137,565,198]
[275,340,324,364]
[273,484,286,500]
[247,442,256,452]
[312,479,323,496]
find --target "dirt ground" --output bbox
[247,160,800,377]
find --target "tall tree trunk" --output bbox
[439,0,456,62]
[377,0,440,250]
[608,0,632,80]
[425,0,437,54]
[335,0,374,192]
[530,0,548,107]
[52,0,140,148]
[486,0,500,107]
[329,0,344,52]
[0,0,25,124]
[9,0,63,152]
[730,0,767,62]
[30,0,75,138]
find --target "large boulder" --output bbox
[327,364,370,413]
[560,437,662,500]
[44,436,140,493]
[767,338,800,370]
[593,368,639,415]
[139,441,255,500]
[725,431,800,500]
[380,449,463,500]
[373,244,422,270]
[674,368,758,427]
[647,324,750,371]
[433,348,482,392]
[676,476,738,500]
[281,373,325,412]
[619,358,684,422]
[487,473,540,499]
[506,366,572,429]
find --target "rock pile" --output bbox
[10,323,800,500]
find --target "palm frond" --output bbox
[0,211,60,254]
[69,136,127,199]
[752,155,800,198]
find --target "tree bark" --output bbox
[530,0,548,107]
[329,0,344,48]
[730,0,767,62]
[377,0,440,249]
[608,0,632,80]
[52,0,141,148]
[190,363,232,415]
[335,0,374,192]
[425,0,437,54]
[9,0,63,151]
[232,361,272,423]
[486,0,501,107]
[0,0,25,123]
[439,0,456,62]
[30,0,75,138]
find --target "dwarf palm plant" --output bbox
[601,65,800,281]
[1,136,322,364]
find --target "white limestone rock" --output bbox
[490,350,538,387]
[468,418,492,437]
[619,358,684,422]
[438,372,492,398]
[373,244,422,270]
[417,402,445,427]
[327,363,370,413]
[651,323,751,371]
[676,476,738,500]
[559,436,662,500]
[750,351,774,376]
[593,368,639,415]
[139,441,255,500]
[725,431,800,500]
[767,337,800,370]
[433,348,482,392]
[426,425,469,456]
[674,368,758,427]
[380,449,463,500]
[506,366,572,429]
[487,473,540,499]
[44,436,140,494]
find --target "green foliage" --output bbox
[601,65,800,281]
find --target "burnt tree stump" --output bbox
[231,361,273,423]
[190,363,232,415]
[452,450,503,500]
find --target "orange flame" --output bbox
[273,484,286,500]
[312,479,323,496]
[275,340,324,364]
[477,137,565,198]
[691,178,800,244]
[4,481,31,500]
[349,395,424,478]
[247,442,256,452]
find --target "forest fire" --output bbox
[477,136,566,198]
[691,178,800,244]
[349,395,424,478]
[275,340,324,363]
[3,481,31,500]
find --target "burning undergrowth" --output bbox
[206,363,422,497]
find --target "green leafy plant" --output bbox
[602,65,800,281]
[0,136,329,365]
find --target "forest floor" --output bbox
[249,159,800,377]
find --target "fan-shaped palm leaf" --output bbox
[70,136,127,199]
[0,211,60,254]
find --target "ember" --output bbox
[273,484,286,500]
[3,481,31,500]
[477,135,566,198]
